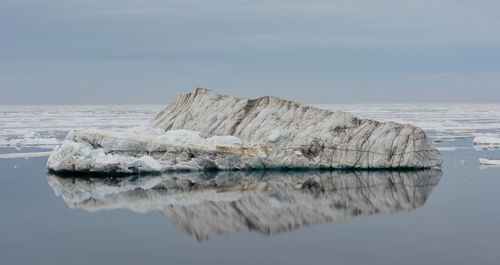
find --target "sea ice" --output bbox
[0,134,60,150]
[3,102,499,162]
[47,88,442,173]
[479,158,500,167]
[0,151,54,159]
[436,147,470,151]
[473,133,500,149]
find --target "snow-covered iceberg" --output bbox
[47,88,442,173]
[47,169,442,241]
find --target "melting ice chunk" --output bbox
[473,133,500,149]
[479,158,500,167]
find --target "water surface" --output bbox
[1,105,500,265]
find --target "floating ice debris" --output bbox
[453,160,468,165]
[47,88,442,173]
[436,146,470,151]
[0,105,163,151]
[0,135,60,150]
[0,151,53,159]
[479,158,500,167]
[473,133,500,150]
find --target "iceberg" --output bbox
[47,88,442,173]
[47,169,442,241]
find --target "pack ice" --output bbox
[47,88,442,173]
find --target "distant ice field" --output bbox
[1,104,499,164]
[0,105,163,151]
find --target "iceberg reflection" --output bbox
[47,170,442,241]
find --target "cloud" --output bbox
[1,0,499,103]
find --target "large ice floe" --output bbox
[47,169,442,241]
[473,133,500,150]
[479,158,500,168]
[47,88,442,173]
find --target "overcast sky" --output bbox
[1,0,499,104]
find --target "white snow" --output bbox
[79,127,248,152]
[159,129,202,144]
[47,139,172,173]
[207,135,243,146]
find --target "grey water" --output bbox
[1,145,500,265]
